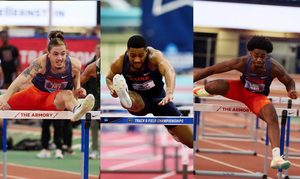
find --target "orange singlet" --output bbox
[7,85,61,111]
[224,79,272,116]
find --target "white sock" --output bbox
[272,147,280,158]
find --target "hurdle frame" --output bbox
[1,110,101,179]
[99,115,193,174]
[196,97,259,156]
[193,96,298,179]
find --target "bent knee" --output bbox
[58,90,74,100]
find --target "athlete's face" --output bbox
[48,45,67,70]
[127,47,147,70]
[250,48,267,69]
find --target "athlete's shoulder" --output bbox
[147,47,165,67]
[270,57,286,77]
[36,54,47,67]
[111,53,124,68]
[68,56,81,68]
[226,56,247,72]
[148,46,163,58]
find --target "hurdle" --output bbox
[260,98,300,158]
[1,110,100,179]
[279,100,300,179]
[196,97,259,156]
[99,115,193,174]
[100,105,192,157]
[193,97,298,178]
[199,96,258,140]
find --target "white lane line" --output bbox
[107,155,162,171]
[0,174,29,179]
[200,138,300,169]
[203,126,300,153]
[196,153,258,173]
[0,162,97,176]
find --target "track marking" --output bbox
[107,155,162,170]
[151,171,176,179]
[0,174,29,179]
[196,153,261,174]
[0,162,97,177]
[200,137,300,169]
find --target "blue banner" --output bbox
[141,0,193,72]
[101,117,193,125]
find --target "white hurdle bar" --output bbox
[197,96,280,140]
[1,110,100,179]
[193,98,298,178]
[99,114,193,174]
[195,101,296,156]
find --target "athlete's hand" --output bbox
[0,95,8,110]
[110,89,118,98]
[74,88,86,98]
[158,93,174,106]
[288,90,298,99]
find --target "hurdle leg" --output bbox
[3,118,7,179]
[264,125,269,177]
[254,116,259,155]
[284,100,292,178]
[81,119,85,179]
[99,121,101,178]
[181,145,189,179]
[284,115,290,177]
[84,113,91,179]
[278,110,287,179]
[193,97,200,174]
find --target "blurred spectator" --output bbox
[81,27,98,37]
[62,119,75,155]
[81,41,100,159]
[35,27,46,36]
[2,26,9,32]
[36,120,64,159]
[0,63,4,89]
[0,30,22,89]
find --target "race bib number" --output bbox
[132,80,155,91]
[45,80,68,93]
[245,80,265,93]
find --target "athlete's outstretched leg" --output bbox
[167,125,193,148]
[54,90,94,121]
[194,79,230,97]
[258,103,291,169]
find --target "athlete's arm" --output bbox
[0,56,44,109]
[152,49,176,105]
[106,56,123,98]
[70,57,86,98]
[80,61,96,86]
[272,59,297,99]
[193,56,247,82]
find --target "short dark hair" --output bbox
[127,35,147,49]
[247,35,273,54]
